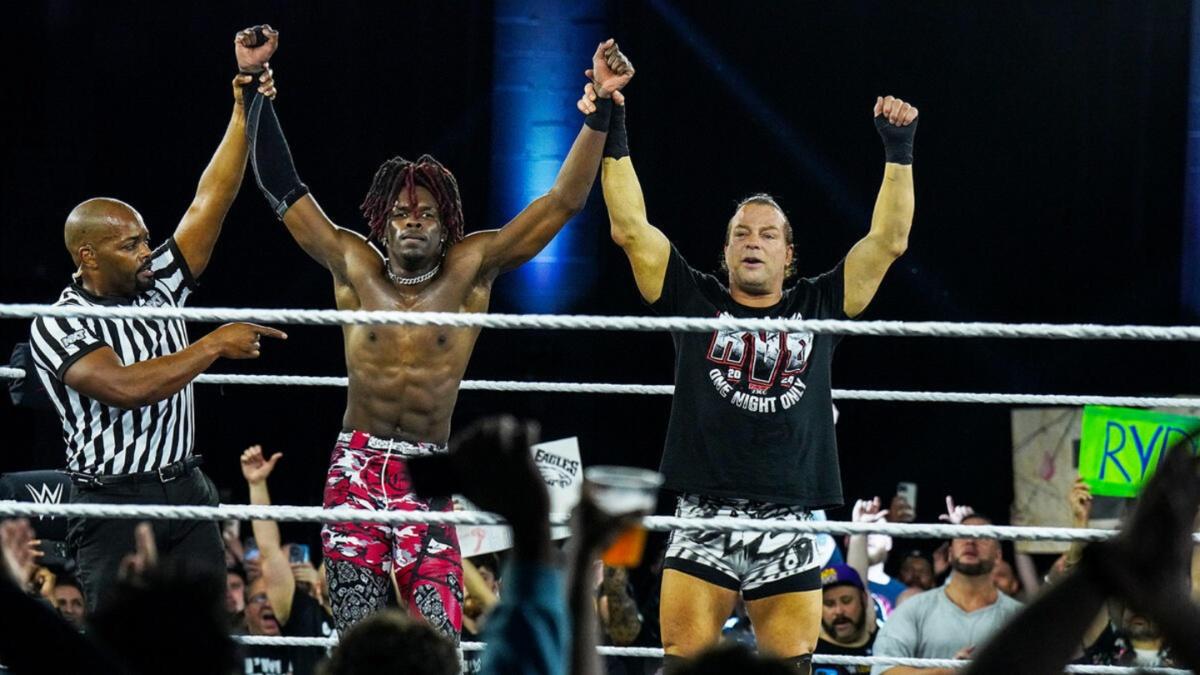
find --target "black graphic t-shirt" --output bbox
[284,591,334,675]
[649,245,847,507]
[814,632,877,675]
[462,625,484,673]
[241,643,293,675]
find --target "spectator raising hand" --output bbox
[854,497,890,524]
[0,519,41,592]
[1069,477,1093,527]
[566,485,647,675]
[118,522,159,582]
[238,444,333,675]
[938,496,975,525]
[416,416,566,675]
[1056,476,1094,579]
[241,444,283,486]
[847,497,908,614]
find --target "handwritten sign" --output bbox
[1079,406,1200,497]
[454,437,583,557]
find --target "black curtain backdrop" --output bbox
[1,1,1194,556]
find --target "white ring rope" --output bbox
[7,309,1192,675]
[229,638,1186,673]
[6,302,1200,341]
[1,367,1193,407]
[1,501,1192,543]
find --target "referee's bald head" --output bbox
[64,197,145,265]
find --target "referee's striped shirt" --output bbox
[29,239,197,475]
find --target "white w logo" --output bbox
[24,482,63,505]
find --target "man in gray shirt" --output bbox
[871,515,1023,675]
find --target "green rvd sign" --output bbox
[1079,406,1200,498]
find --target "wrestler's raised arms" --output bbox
[842,96,916,318]
[465,39,633,280]
[601,156,671,304]
[281,195,382,297]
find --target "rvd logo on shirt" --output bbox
[705,312,814,414]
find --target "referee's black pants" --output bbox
[66,468,223,611]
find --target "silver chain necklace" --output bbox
[387,260,441,286]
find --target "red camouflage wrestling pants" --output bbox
[321,431,463,639]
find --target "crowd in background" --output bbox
[2,420,1200,675]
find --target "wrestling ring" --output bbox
[1,301,1197,675]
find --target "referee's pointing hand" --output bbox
[206,322,287,359]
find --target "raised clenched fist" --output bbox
[588,38,634,102]
[234,24,279,74]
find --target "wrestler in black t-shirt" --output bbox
[587,85,918,669]
[652,245,846,507]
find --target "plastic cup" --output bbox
[584,465,664,567]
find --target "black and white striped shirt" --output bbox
[29,239,197,475]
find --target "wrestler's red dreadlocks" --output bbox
[360,154,465,250]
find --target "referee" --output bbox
[27,28,286,609]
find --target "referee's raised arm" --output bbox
[170,27,279,279]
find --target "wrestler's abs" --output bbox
[338,269,491,444]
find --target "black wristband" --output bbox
[604,102,629,159]
[584,97,613,132]
[874,115,917,165]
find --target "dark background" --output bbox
[1,2,1196,557]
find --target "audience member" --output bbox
[815,564,878,675]
[464,554,502,633]
[1078,607,1178,668]
[0,519,238,675]
[240,445,334,675]
[51,575,87,630]
[893,552,934,606]
[598,564,643,648]
[462,554,502,674]
[1055,472,1181,668]
[227,563,248,630]
[869,513,1022,675]
[896,552,933,592]
[846,498,906,616]
[962,442,1200,675]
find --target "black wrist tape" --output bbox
[604,102,629,159]
[244,89,309,218]
[584,97,613,132]
[874,115,917,165]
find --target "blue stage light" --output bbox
[490,0,603,313]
